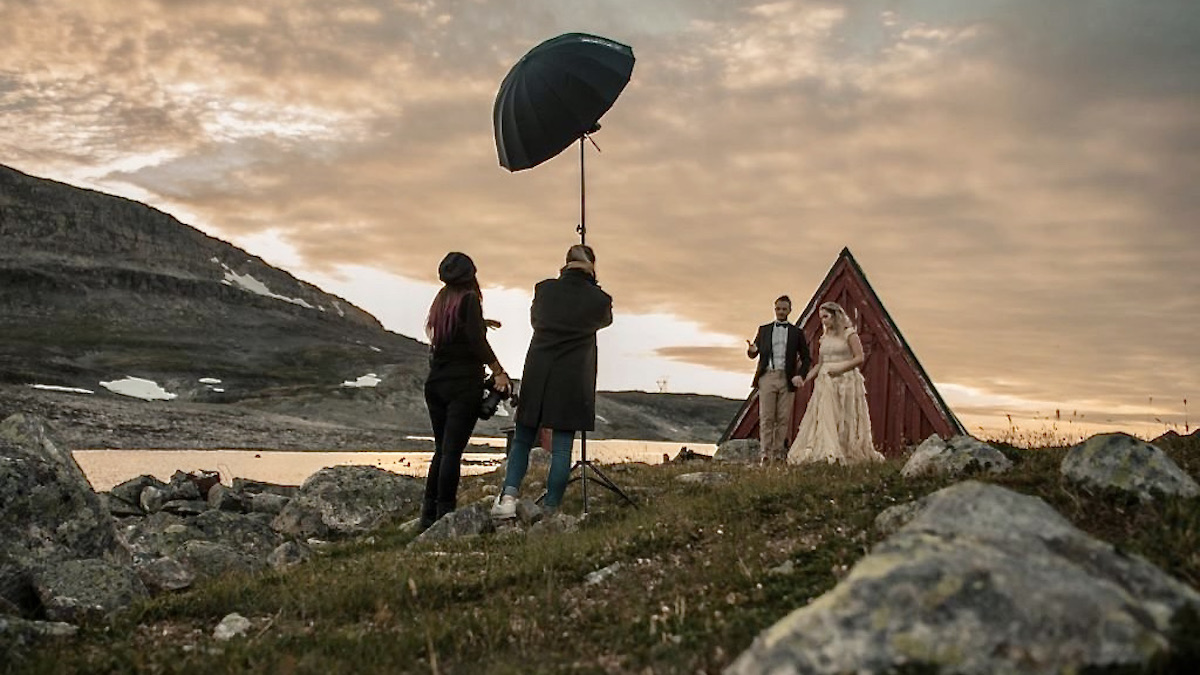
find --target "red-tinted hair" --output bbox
[425,279,482,347]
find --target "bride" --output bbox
[787,301,884,465]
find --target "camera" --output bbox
[480,375,518,420]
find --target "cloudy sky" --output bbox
[2,0,1197,440]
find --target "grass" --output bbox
[7,435,1200,674]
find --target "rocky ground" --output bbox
[0,384,744,451]
[0,385,430,451]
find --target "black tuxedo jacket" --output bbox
[749,322,812,392]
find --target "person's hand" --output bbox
[494,371,511,392]
[485,319,502,329]
[746,339,758,354]
[790,376,805,387]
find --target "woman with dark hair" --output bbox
[421,252,509,530]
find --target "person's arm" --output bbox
[464,294,509,389]
[747,328,760,358]
[795,329,812,377]
[827,332,865,377]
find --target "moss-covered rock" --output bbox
[729,481,1200,674]
[1061,433,1200,501]
[0,414,121,615]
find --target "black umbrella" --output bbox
[493,33,635,245]
[492,34,636,515]
[494,33,635,172]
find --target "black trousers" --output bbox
[423,375,482,519]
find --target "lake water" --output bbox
[73,438,716,491]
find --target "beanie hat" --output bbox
[438,252,476,285]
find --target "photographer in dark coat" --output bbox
[491,244,613,518]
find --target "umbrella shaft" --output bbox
[579,137,586,245]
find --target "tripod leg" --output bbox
[580,462,638,508]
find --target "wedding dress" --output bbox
[787,329,884,464]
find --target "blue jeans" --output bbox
[502,423,575,508]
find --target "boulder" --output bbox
[713,438,760,464]
[267,541,311,570]
[729,481,1200,674]
[176,541,252,581]
[247,492,290,515]
[232,477,298,498]
[872,499,926,538]
[0,616,77,652]
[901,434,1012,478]
[161,500,208,516]
[135,556,195,594]
[271,465,424,539]
[119,512,200,558]
[99,492,144,518]
[413,501,495,543]
[31,558,148,623]
[207,484,245,513]
[0,414,122,615]
[108,474,165,510]
[191,510,283,561]
[528,512,581,536]
[213,612,252,641]
[139,486,166,514]
[1061,433,1200,501]
[163,471,202,502]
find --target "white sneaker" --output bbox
[490,494,517,519]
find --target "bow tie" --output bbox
[774,322,789,327]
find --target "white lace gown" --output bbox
[787,329,884,465]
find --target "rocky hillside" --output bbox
[0,164,741,447]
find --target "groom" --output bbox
[747,295,811,465]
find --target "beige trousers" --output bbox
[758,370,794,462]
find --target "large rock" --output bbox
[0,616,78,652]
[728,481,1200,674]
[412,501,495,543]
[190,511,282,561]
[271,465,424,539]
[0,414,122,614]
[901,434,1012,478]
[714,438,760,464]
[1061,433,1200,501]
[135,556,195,594]
[109,474,166,510]
[176,541,252,581]
[119,512,201,559]
[31,558,148,623]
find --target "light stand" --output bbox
[562,132,637,515]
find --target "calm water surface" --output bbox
[73,437,715,491]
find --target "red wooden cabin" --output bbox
[720,248,964,456]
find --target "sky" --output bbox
[2,0,1198,441]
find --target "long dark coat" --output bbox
[515,268,613,431]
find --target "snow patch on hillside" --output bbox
[214,260,314,309]
[100,377,177,401]
[342,373,381,388]
[30,384,95,394]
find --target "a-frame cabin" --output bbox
[720,248,964,456]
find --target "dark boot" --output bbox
[418,498,437,532]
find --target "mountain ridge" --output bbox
[0,162,741,446]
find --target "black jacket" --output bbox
[515,268,613,431]
[427,293,497,383]
[749,322,811,392]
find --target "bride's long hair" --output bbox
[818,301,855,335]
